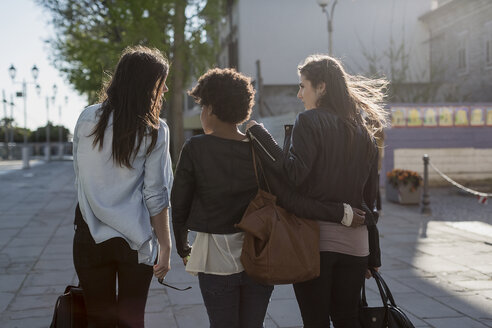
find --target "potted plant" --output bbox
[386,169,423,204]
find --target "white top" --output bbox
[185,232,244,276]
[73,104,173,265]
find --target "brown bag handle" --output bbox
[251,146,272,194]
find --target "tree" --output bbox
[36,0,225,160]
[29,123,70,143]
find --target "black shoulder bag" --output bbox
[360,269,416,328]
[49,284,87,328]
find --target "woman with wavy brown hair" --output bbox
[73,46,173,327]
[247,54,388,328]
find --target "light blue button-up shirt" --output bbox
[73,104,173,265]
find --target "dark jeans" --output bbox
[73,215,153,328]
[198,271,274,328]
[293,252,368,328]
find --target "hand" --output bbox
[245,120,259,131]
[365,267,380,279]
[350,208,366,228]
[182,255,190,266]
[153,248,171,280]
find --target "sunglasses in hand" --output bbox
[157,278,192,291]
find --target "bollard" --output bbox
[22,146,30,169]
[421,154,431,215]
[44,145,51,162]
[58,143,64,160]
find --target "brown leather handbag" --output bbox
[236,148,320,285]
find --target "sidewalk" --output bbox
[0,161,491,328]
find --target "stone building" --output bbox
[419,0,492,102]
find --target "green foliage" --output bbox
[36,0,225,104]
[29,123,70,143]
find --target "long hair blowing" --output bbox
[298,55,388,139]
[91,46,169,169]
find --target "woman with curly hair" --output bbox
[247,54,388,328]
[73,46,173,327]
[171,68,272,328]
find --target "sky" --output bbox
[0,0,88,134]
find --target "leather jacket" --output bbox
[248,108,381,267]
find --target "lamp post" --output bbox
[58,96,67,160]
[316,0,338,56]
[8,64,41,169]
[2,90,9,160]
[45,84,57,162]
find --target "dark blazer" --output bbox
[248,108,381,267]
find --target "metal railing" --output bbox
[421,154,492,214]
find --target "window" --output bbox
[457,31,468,73]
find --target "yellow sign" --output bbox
[407,108,422,127]
[470,108,485,126]
[391,107,406,127]
[454,107,469,126]
[487,108,492,126]
[423,108,438,127]
[439,107,454,126]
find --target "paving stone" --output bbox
[18,285,64,296]
[146,289,172,312]
[403,255,470,273]
[0,315,53,328]
[424,317,489,328]
[173,304,208,328]
[0,274,25,292]
[394,292,462,318]
[267,299,302,327]
[0,215,32,229]
[271,284,296,300]
[32,259,73,271]
[145,307,178,328]
[454,280,492,290]
[7,293,59,311]
[435,294,492,322]
[24,271,74,287]
[0,293,14,313]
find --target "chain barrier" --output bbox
[428,161,492,203]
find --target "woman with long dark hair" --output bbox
[72,46,173,327]
[247,54,387,328]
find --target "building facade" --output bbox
[419,0,492,102]
[215,0,433,122]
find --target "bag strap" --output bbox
[365,268,390,309]
[372,270,397,307]
[250,146,272,193]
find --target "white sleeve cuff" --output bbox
[341,203,353,227]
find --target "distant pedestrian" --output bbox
[72,46,173,327]
[247,54,387,328]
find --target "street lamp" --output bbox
[316,0,338,56]
[58,96,68,160]
[44,83,58,162]
[8,64,41,169]
[2,90,8,160]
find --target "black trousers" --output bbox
[73,210,153,328]
[293,251,368,328]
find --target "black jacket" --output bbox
[171,134,346,258]
[248,108,381,267]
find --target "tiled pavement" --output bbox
[0,161,491,327]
